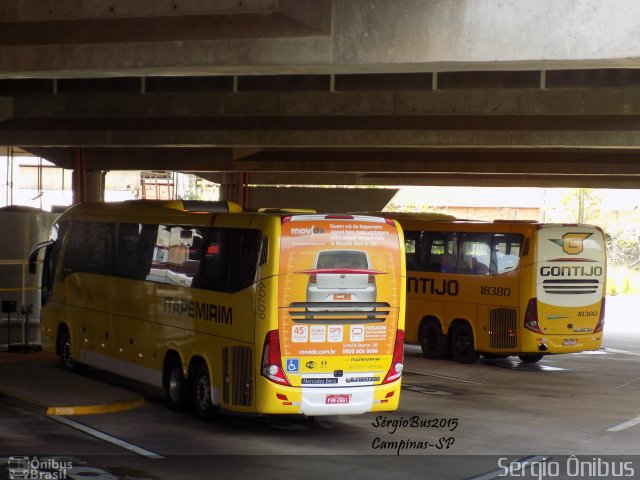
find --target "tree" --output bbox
[547,188,602,224]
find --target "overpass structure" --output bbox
[2,0,640,207]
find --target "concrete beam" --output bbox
[2,0,640,78]
[247,186,397,212]
[203,170,640,189]
[10,88,640,118]
[6,122,640,149]
[25,146,640,179]
[23,147,234,171]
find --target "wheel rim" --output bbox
[195,371,211,411]
[455,331,471,354]
[168,367,183,402]
[62,339,73,367]
[424,328,437,352]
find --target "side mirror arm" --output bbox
[28,240,55,274]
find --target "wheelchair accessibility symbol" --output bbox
[286,358,299,373]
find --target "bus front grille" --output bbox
[223,346,253,407]
[542,279,599,295]
[489,308,517,349]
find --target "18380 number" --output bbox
[480,286,511,297]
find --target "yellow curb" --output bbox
[46,397,145,416]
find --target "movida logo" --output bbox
[290,225,326,235]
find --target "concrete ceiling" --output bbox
[3,0,640,188]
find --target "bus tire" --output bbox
[193,363,217,421]
[518,354,544,363]
[419,319,451,359]
[58,329,87,373]
[450,323,480,364]
[165,357,192,412]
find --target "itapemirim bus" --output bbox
[29,201,406,418]
[390,214,606,364]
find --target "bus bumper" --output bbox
[521,334,603,354]
[255,380,401,415]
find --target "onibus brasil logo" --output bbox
[6,457,72,480]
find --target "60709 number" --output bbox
[480,286,511,297]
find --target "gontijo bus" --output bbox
[390,214,605,363]
[29,201,406,418]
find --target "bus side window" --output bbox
[491,233,524,274]
[62,221,114,278]
[199,228,261,293]
[115,223,158,280]
[200,229,224,291]
[228,229,261,290]
[404,231,420,271]
[459,233,491,275]
[429,232,458,273]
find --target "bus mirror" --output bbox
[28,240,54,274]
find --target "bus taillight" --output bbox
[594,297,606,333]
[261,330,291,386]
[382,329,404,384]
[524,298,543,334]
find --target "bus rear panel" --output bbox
[257,215,406,415]
[523,225,606,355]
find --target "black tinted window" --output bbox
[115,223,158,280]
[63,221,114,276]
[200,228,261,293]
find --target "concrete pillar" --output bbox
[220,172,249,209]
[72,148,104,203]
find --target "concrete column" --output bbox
[72,147,104,203]
[220,172,248,209]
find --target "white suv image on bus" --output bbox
[303,249,378,308]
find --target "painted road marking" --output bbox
[404,369,484,385]
[46,397,145,416]
[49,415,164,458]
[603,348,640,357]
[606,415,640,432]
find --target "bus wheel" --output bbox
[450,324,480,364]
[193,363,217,421]
[518,354,544,363]
[59,330,86,373]
[420,320,451,359]
[165,359,192,411]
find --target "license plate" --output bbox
[563,338,577,346]
[325,394,351,405]
[333,293,352,301]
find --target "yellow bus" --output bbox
[390,214,606,363]
[29,201,406,418]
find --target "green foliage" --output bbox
[549,188,602,224]
[606,266,640,296]
[606,225,640,268]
